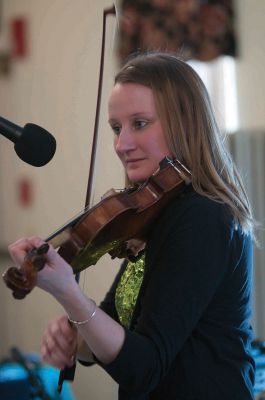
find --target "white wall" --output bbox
[0,0,124,243]
[0,1,121,399]
[235,0,265,130]
[233,0,265,339]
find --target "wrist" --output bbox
[53,277,81,305]
[54,282,97,329]
[67,299,97,326]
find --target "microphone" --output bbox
[0,115,56,166]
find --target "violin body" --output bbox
[60,158,191,272]
[2,158,191,298]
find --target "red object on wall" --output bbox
[18,177,33,207]
[11,17,28,58]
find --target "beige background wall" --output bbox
[0,1,264,399]
[0,1,121,399]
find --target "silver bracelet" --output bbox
[67,300,97,326]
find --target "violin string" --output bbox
[48,159,189,242]
[46,210,84,239]
[46,202,97,241]
[81,268,87,292]
[47,186,128,242]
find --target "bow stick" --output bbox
[57,4,117,392]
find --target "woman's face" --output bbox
[108,82,172,183]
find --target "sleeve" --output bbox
[100,194,235,395]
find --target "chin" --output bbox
[125,161,159,184]
[127,172,150,184]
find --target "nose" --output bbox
[114,127,137,155]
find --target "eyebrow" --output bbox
[108,112,153,124]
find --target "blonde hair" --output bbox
[115,52,254,236]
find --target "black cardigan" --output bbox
[87,189,255,399]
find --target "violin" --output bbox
[2,157,191,299]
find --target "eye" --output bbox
[111,125,121,135]
[133,120,148,130]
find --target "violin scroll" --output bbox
[2,243,49,299]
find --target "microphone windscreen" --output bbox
[14,123,56,166]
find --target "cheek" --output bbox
[148,136,170,160]
[113,136,119,153]
[113,137,123,160]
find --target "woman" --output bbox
[8,52,255,399]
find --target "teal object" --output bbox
[0,362,75,400]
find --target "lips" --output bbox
[126,158,145,164]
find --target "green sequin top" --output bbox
[115,255,145,328]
